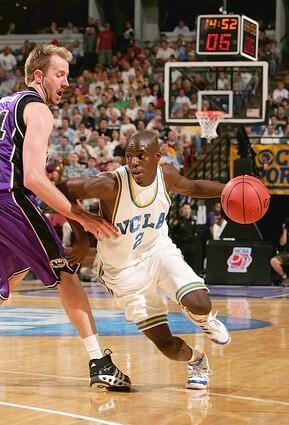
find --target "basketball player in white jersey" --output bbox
[58,130,230,389]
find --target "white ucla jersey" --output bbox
[97,165,172,274]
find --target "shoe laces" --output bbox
[188,357,212,380]
[199,311,220,331]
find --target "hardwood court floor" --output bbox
[0,283,289,425]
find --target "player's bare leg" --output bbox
[58,272,97,337]
[58,272,131,391]
[143,323,210,389]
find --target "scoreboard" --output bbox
[196,14,259,61]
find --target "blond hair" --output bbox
[24,44,72,85]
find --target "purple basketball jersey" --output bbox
[0,89,79,299]
[0,89,43,191]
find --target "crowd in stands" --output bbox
[0,16,287,276]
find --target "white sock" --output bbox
[282,274,287,279]
[82,334,103,360]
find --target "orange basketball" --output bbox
[221,175,270,224]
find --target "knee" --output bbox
[181,290,211,315]
[270,257,280,269]
[156,336,187,361]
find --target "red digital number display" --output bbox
[197,15,240,55]
[243,36,256,57]
[205,33,232,51]
[241,17,258,60]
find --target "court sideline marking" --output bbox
[0,368,87,381]
[0,401,122,425]
[2,369,289,410]
[167,387,289,407]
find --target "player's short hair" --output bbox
[129,130,158,149]
[24,43,72,85]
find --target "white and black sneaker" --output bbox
[89,349,131,392]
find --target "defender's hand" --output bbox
[71,204,119,240]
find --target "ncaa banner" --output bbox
[252,144,289,194]
[230,144,289,195]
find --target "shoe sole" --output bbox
[186,383,208,390]
[211,335,231,345]
[90,382,131,392]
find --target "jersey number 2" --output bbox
[133,232,144,250]
[0,110,9,141]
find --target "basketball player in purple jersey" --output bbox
[0,44,130,391]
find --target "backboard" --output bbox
[164,61,268,125]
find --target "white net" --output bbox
[196,110,224,140]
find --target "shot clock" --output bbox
[196,14,259,61]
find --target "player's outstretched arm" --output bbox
[162,163,225,198]
[23,102,114,239]
[57,173,119,241]
[57,173,117,202]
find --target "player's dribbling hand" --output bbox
[66,233,90,264]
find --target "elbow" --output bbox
[23,175,34,191]
[23,172,42,191]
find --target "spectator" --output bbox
[97,118,111,137]
[121,21,135,52]
[107,112,121,134]
[113,134,126,164]
[73,122,91,145]
[0,46,17,72]
[212,213,228,240]
[61,117,75,144]
[120,115,136,136]
[62,152,85,179]
[93,136,112,163]
[114,90,129,110]
[82,105,96,129]
[206,201,222,239]
[44,21,60,34]
[272,81,289,104]
[171,203,199,271]
[126,98,139,121]
[88,129,100,148]
[260,124,283,144]
[121,61,135,83]
[83,27,97,71]
[141,86,156,110]
[53,136,73,161]
[270,218,289,287]
[74,136,96,163]
[6,21,16,35]
[156,40,177,63]
[96,22,116,67]
[0,71,17,96]
[62,22,79,35]
[173,19,190,33]
[159,140,180,170]
[217,72,230,90]
[83,157,100,177]
[52,106,62,129]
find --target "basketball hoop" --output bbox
[196,110,224,140]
